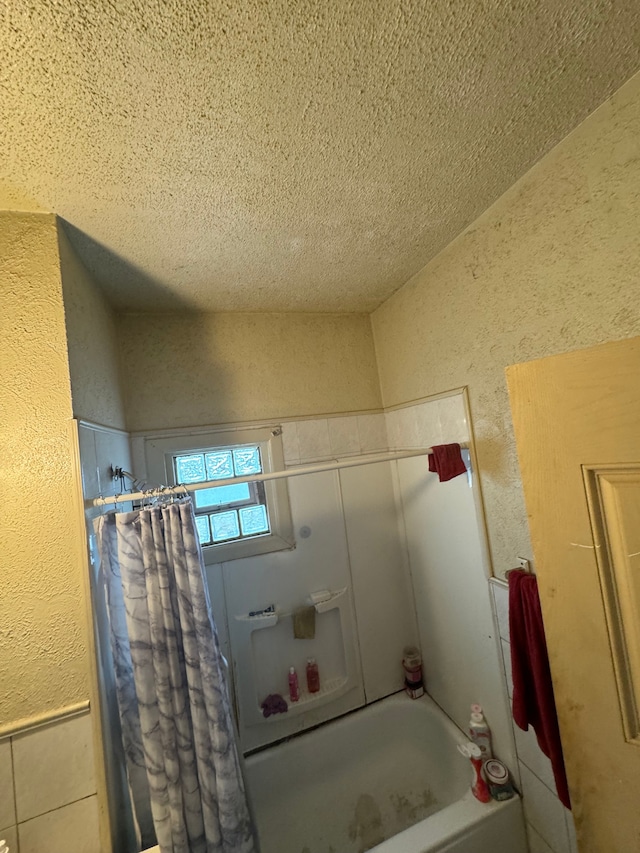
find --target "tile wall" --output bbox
[385,391,470,451]
[0,712,100,853]
[134,395,467,472]
[280,412,388,466]
[278,392,467,468]
[491,581,579,853]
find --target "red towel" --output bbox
[508,569,571,809]
[428,443,467,482]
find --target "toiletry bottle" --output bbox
[288,666,300,702]
[402,646,424,699]
[457,743,491,803]
[469,744,491,803]
[306,658,320,693]
[469,703,493,759]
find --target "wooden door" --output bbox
[506,335,640,853]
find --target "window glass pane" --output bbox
[210,510,240,542]
[239,505,269,536]
[195,515,212,545]
[175,454,206,484]
[205,450,234,480]
[194,483,251,508]
[233,446,262,476]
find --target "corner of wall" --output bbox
[57,219,128,431]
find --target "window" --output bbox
[174,445,269,545]
[143,426,294,563]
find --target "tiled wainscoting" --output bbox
[0,710,100,853]
[490,581,579,853]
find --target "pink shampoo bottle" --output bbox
[288,666,299,702]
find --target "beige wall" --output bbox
[58,223,127,430]
[0,211,90,726]
[372,71,640,577]
[0,179,46,213]
[118,312,382,431]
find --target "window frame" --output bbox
[143,425,295,564]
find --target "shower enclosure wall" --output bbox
[79,389,519,850]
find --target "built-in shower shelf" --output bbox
[233,586,357,730]
[261,676,349,721]
[235,612,279,629]
[234,588,348,629]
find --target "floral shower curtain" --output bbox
[95,499,257,853]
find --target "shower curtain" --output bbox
[95,498,257,853]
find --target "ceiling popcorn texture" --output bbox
[2,1,640,313]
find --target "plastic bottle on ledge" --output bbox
[457,743,491,803]
[469,703,493,759]
[306,658,320,693]
[402,646,424,699]
[288,666,300,702]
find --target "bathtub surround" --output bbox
[128,393,509,774]
[219,463,413,751]
[0,711,100,853]
[265,399,565,846]
[386,393,516,774]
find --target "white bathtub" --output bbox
[244,692,527,853]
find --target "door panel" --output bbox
[585,466,640,745]
[506,335,640,853]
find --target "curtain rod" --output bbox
[89,444,469,507]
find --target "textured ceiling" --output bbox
[2,2,640,313]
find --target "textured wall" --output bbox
[118,312,382,431]
[372,71,640,578]
[58,223,127,430]
[0,179,46,212]
[0,211,90,725]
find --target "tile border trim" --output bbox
[0,700,90,741]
